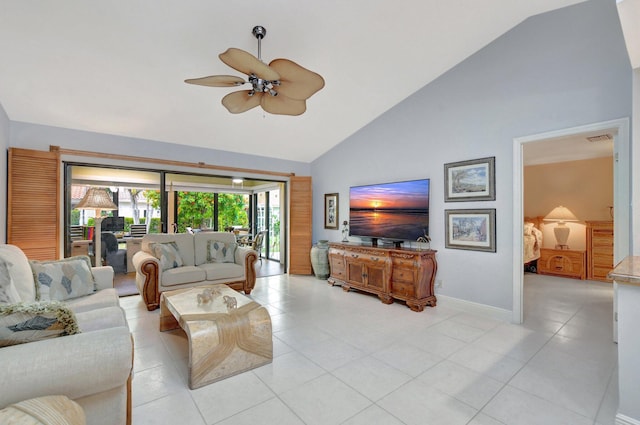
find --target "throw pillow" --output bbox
[150,242,184,271]
[30,256,96,301]
[0,260,21,305]
[207,240,237,263]
[0,301,80,347]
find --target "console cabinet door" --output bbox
[345,253,388,291]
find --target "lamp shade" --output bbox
[75,188,118,211]
[543,206,578,223]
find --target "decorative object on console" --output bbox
[74,188,118,267]
[416,231,431,250]
[324,193,339,229]
[543,205,578,249]
[445,209,496,252]
[444,156,495,202]
[185,26,325,116]
[341,221,349,242]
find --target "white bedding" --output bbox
[524,222,543,263]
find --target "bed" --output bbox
[524,216,544,272]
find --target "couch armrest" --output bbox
[0,327,133,408]
[132,251,161,311]
[92,266,115,290]
[236,247,258,293]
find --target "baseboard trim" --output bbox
[616,413,640,425]
[435,294,512,323]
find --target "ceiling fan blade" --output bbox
[261,95,306,116]
[184,75,246,87]
[221,90,262,114]
[269,59,325,100]
[219,48,280,81]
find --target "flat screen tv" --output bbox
[349,178,430,243]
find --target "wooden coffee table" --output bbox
[159,284,272,389]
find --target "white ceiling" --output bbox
[523,130,615,166]
[3,0,633,163]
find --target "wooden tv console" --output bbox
[327,242,437,312]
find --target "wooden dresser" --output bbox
[585,220,614,282]
[538,248,586,280]
[327,242,437,312]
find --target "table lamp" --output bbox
[75,188,118,265]
[543,205,578,249]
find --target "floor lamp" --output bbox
[75,188,118,266]
[543,205,579,249]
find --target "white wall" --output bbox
[0,101,9,243]
[311,0,633,311]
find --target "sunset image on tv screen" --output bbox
[349,179,429,240]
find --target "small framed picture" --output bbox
[324,193,339,229]
[445,209,496,252]
[444,156,495,202]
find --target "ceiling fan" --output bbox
[185,26,325,116]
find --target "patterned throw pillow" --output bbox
[0,260,21,305]
[30,256,96,301]
[0,301,80,347]
[150,242,184,271]
[207,240,237,263]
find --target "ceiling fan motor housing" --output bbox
[248,74,280,97]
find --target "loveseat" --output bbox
[132,232,258,311]
[0,244,133,425]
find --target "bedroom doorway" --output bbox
[512,118,630,330]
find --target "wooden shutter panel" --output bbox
[288,176,312,274]
[7,148,60,260]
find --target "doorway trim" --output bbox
[512,118,630,324]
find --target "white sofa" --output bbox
[132,232,258,311]
[0,244,133,425]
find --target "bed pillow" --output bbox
[150,242,184,271]
[0,301,80,347]
[0,260,21,305]
[30,256,96,301]
[207,241,237,263]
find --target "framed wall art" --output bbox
[444,156,495,202]
[324,193,339,229]
[445,209,496,252]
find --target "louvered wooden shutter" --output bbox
[7,148,60,260]
[288,176,312,274]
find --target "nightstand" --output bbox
[538,248,586,280]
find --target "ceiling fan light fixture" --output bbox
[185,26,324,116]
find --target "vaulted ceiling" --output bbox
[5,0,632,163]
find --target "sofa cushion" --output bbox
[30,257,96,302]
[161,266,206,287]
[0,245,37,302]
[199,262,244,281]
[75,306,128,332]
[207,240,237,264]
[0,260,21,305]
[143,233,195,266]
[0,301,79,347]
[65,288,120,314]
[149,242,184,271]
[194,232,236,265]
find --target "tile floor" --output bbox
[122,272,618,425]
